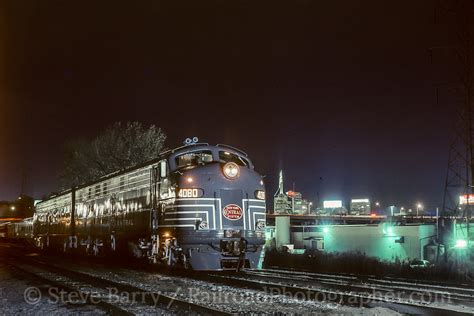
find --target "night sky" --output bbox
[0,1,458,210]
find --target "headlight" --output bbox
[223,162,240,179]
[255,190,265,200]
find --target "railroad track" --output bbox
[6,253,229,315]
[244,268,474,303]
[3,243,473,315]
[3,247,336,315]
[185,270,474,316]
[262,266,474,290]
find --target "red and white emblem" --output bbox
[222,204,243,220]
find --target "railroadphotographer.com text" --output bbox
[24,286,453,308]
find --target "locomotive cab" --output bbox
[160,144,266,270]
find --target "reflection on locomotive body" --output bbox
[33,143,266,270]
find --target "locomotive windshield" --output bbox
[219,151,249,166]
[175,150,213,169]
[173,148,250,170]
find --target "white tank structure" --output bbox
[275,215,291,248]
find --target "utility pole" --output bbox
[437,207,440,241]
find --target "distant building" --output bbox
[266,214,437,262]
[273,171,311,215]
[274,171,291,214]
[350,198,371,215]
[287,190,311,215]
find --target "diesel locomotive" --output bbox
[33,141,266,270]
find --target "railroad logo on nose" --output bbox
[222,204,243,220]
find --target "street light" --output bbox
[375,202,380,207]
[416,203,423,217]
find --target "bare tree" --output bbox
[60,122,166,188]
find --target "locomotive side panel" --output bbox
[73,164,155,253]
[34,193,72,249]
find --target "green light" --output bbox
[455,239,468,249]
[383,226,394,235]
[322,227,329,234]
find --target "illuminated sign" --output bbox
[177,188,204,198]
[460,194,474,205]
[351,199,369,203]
[323,200,342,208]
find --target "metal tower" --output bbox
[439,0,474,244]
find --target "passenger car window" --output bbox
[219,151,248,167]
[175,151,213,169]
[120,176,125,191]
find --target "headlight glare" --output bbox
[223,162,240,179]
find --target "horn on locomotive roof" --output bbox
[184,137,199,145]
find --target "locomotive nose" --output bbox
[177,164,264,232]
